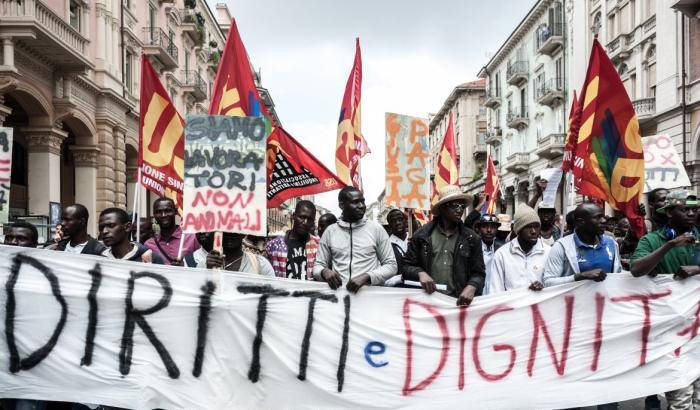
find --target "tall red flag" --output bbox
[483,154,501,214]
[561,90,581,173]
[336,38,370,190]
[210,18,344,206]
[574,38,645,237]
[267,127,345,207]
[138,55,185,213]
[432,112,459,204]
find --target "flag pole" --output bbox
[133,167,142,242]
[177,227,186,260]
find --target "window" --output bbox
[555,57,563,88]
[69,0,81,31]
[630,73,636,100]
[647,62,656,97]
[125,51,133,92]
[494,72,501,96]
[608,14,616,40]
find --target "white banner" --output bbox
[0,127,12,224]
[642,134,691,193]
[1,245,699,410]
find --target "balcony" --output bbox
[506,61,528,86]
[484,90,501,109]
[181,70,207,101]
[643,15,656,33]
[633,97,656,124]
[536,23,564,56]
[0,0,91,71]
[536,78,565,107]
[180,9,198,43]
[142,27,179,70]
[485,127,502,145]
[535,133,566,159]
[506,106,529,129]
[606,34,631,62]
[473,143,487,158]
[505,152,530,174]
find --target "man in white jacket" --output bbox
[313,186,397,292]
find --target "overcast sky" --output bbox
[209,0,535,214]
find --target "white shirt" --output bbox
[65,240,88,254]
[188,248,210,267]
[481,241,497,295]
[487,238,551,295]
[389,234,407,254]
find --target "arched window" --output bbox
[618,63,628,76]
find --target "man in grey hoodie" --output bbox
[313,186,398,292]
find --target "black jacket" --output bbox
[403,219,486,296]
[55,236,106,256]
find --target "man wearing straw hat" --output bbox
[403,185,485,305]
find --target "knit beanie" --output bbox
[513,204,541,234]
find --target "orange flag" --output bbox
[336,38,370,190]
[138,55,184,213]
[483,154,500,214]
[432,112,459,203]
[574,38,645,237]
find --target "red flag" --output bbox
[336,38,370,190]
[209,19,269,121]
[267,127,345,208]
[432,112,459,204]
[561,90,581,173]
[483,154,500,214]
[138,55,184,213]
[574,38,645,237]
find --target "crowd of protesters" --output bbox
[1,183,699,410]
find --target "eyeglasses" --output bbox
[446,202,467,211]
[479,215,500,224]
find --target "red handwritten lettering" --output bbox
[591,292,606,371]
[527,296,574,376]
[472,305,516,381]
[402,299,450,396]
[611,290,672,366]
[675,301,700,357]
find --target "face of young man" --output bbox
[578,204,606,236]
[340,191,366,222]
[222,232,244,252]
[668,204,698,231]
[61,206,85,237]
[4,227,37,248]
[387,213,407,237]
[317,216,336,238]
[99,213,131,248]
[292,207,316,237]
[478,223,498,245]
[153,200,177,231]
[440,199,467,224]
[538,208,555,226]
[518,222,541,247]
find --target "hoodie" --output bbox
[313,216,397,285]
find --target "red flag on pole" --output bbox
[483,154,501,214]
[432,112,459,203]
[336,38,370,190]
[138,55,185,214]
[561,90,582,173]
[574,38,646,237]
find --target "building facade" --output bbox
[478,0,569,216]
[568,0,700,195]
[428,79,487,198]
[0,0,281,235]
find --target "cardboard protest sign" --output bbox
[0,127,12,224]
[182,115,267,235]
[385,113,431,210]
[642,134,691,193]
[2,245,700,410]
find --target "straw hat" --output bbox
[496,214,512,232]
[431,185,470,215]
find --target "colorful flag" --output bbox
[336,38,370,190]
[411,209,430,226]
[483,154,500,215]
[574,38,646,237]
[561,90,582,173]
[432,112,459,204]
[267,127,345,208]
[138,55,185,213]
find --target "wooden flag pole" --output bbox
[133,168,142,242]
[407,208,414,239]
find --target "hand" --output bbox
[346,273,371,293]
[668,233,696,248]
[322,268,343,290]
[170,258,184,267]
[418,271,436,294]
[206,250,224,269]
[675,266,700,280]
[575,268,606,282]
[456,285,477,306]
[529,281,544,291]
[535,179,547,195]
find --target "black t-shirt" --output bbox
[285,236,307,280]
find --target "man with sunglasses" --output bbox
[475,214,504,294]
[403,185,485,306]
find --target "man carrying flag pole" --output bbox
[336,38,370,190]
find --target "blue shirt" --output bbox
[573,232,616,273]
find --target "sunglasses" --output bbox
[446,202,467,211]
